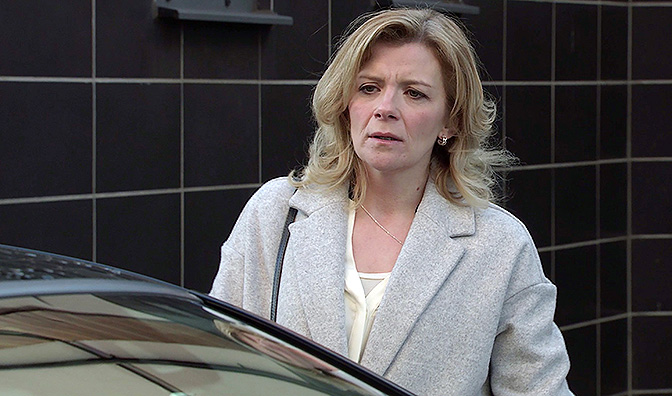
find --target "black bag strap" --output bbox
[270,205,298,322]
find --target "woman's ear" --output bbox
[442,125,457,139]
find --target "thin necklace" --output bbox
[360,205,404,246]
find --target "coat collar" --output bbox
[286,180,476,370]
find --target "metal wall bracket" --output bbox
[154,0,293,25]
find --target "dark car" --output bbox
[0,244,414,396]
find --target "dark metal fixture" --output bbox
[154,0,293,25]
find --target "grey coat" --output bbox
[211,177,574,396]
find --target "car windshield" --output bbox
[0,290,388,396]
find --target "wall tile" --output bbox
[555,85,597,163]
[184,188,257,292]
[556,166,597,245]
[260,0,329,80]
[330,2,371,53]
[632,162,672,235]
[600,241,627,317]
[505,169,552,248]
[555,246,597,326]
[601,319,627,395]
[632,7,672,80]
[505,86,551,165]
[183,22,259,79]
[0,1,91,77]
[600,84,627,159]
[632,85,672,158]
[96,194,181,284]
[600,163,627,238]
[96,0,180,78]
[0,83,92,199]
[96,84,181,192]
[461,0,504,81]
[632,239,672,312]
[184,84,259,187]
[0,200,92,261]
[506,1,552,81]
[555,4,598,81]
[601,6,628,81]
[261,85,314,181]
[563,325,597,396]
[632,317,672,389]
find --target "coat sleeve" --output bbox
[489,281,574,395]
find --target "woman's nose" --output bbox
[374,90,399,120]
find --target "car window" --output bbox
[0,291,389,396]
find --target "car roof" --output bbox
[0,244,415,396]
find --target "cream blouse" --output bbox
[344,205,391,362]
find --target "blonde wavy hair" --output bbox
[290,8,513,208]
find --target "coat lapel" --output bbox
[285,184,350,356]
[360,183,476,375]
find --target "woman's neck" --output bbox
[362,167,429,214]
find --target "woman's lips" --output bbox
[369,133,402,142]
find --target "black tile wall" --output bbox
[632,85,672,158]
[632,162,672,235]
[632,7,672,80]
[632,317,672,389]
[503,169,552,248]
[0,200,93,260]
[261,84,315,180]
[0,1,92,77]
[555,246,597,326]
[330,2,372,51]
[632,239,672,312]
[0,83,92,199]
[184,188,257,293]
[260,0,329,80]
[183,23,260,80]
[600,241,627,317]
[184,84,259,187]
[461,0,504,81]
[599,84,627,159]
[555,4,598,81]
[505,86,551,165]
[600,163,627,238]
[564,326,597,396]
[506,1,552,81]
[555,85,597,163]
[96,194,181,284]
[555,166,597,245]
[96,83,181,192]
[601,319,628,395]
[600,6,628,81]
[96,0,180,78]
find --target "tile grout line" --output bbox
[626,2,634,394]
[91,0,97,262]
[258,30,263,184]
[180,25,185,288]
[596,5,603,393]
[550,1,557,282]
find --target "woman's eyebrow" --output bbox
[355,74,435,88]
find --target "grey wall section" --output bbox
[0,1,670,394]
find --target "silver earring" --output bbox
[437,135,448,146]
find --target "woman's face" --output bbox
[348,41,452,177]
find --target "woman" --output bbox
[211,8,574,396]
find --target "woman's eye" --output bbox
[407,89,426,99]
[359,85,377,94]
